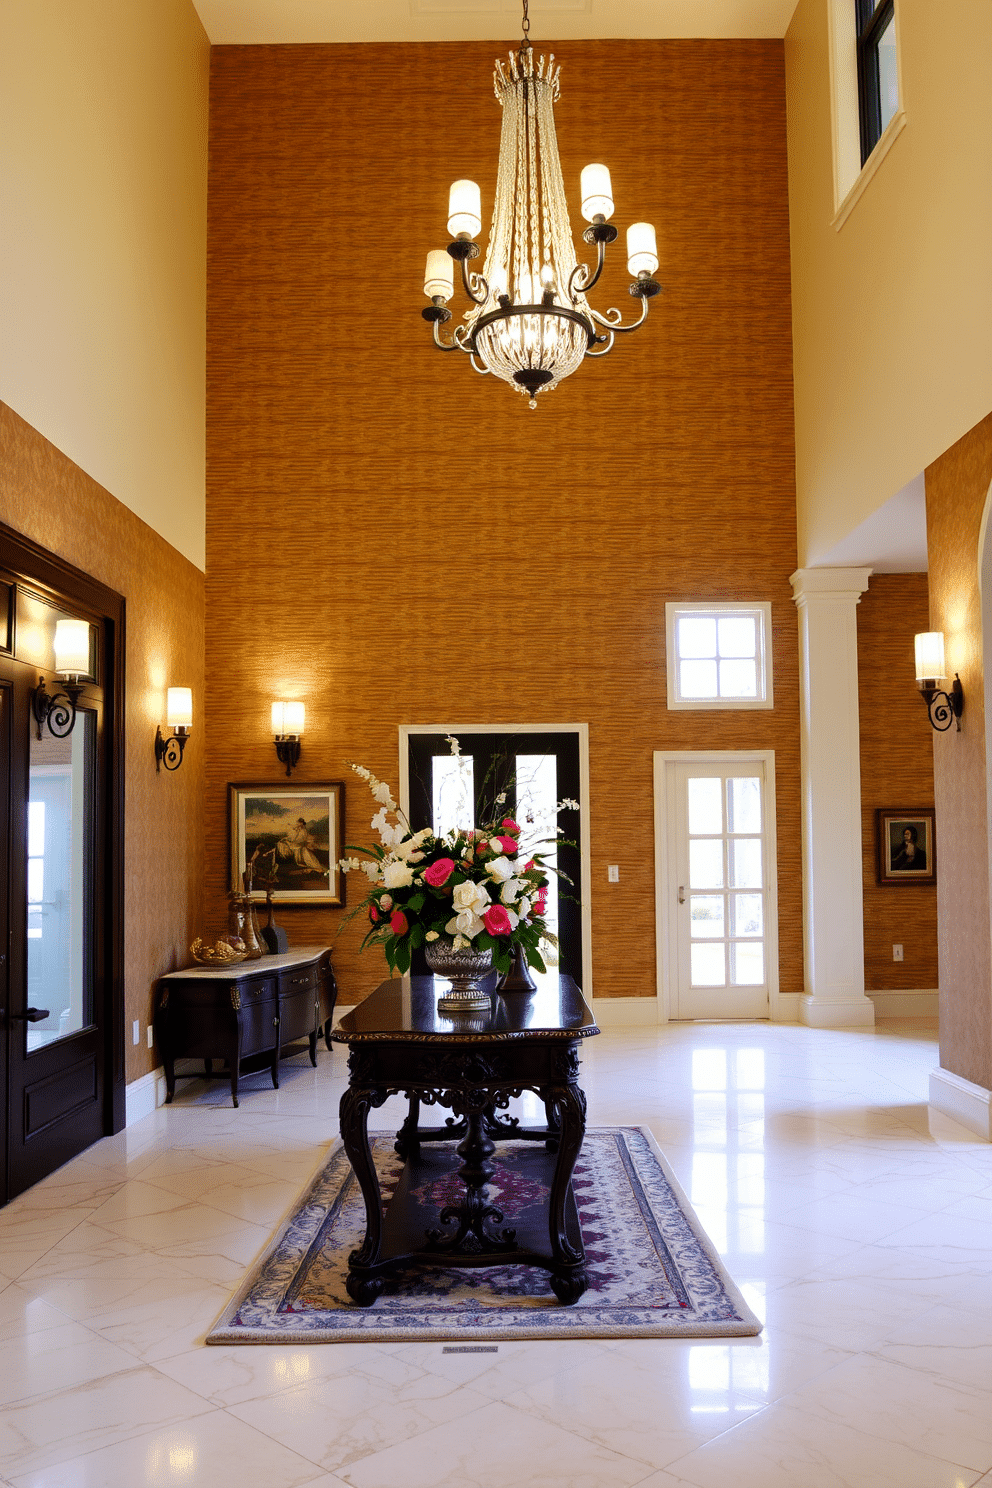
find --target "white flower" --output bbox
[452,880,489,916]
[451,933,469,950]
[500,877,524,905]
[517,894,532,919]
[372,779,397,809]
[446,909,484,939]
[361,860,382,882]
[495,792,507,806]
[382,859,415,889]
[349,763,371,780]
[426,930,440,942]
[504,908,519,931]
[486,855,514,884]
[445,734,460,755]
[338,856,364,873]
[558,797,580,811]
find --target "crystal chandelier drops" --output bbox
[422,0,661,408]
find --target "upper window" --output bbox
[856,0,899,165]
[666,603,773,711]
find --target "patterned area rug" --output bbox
[207,1126,761,1343]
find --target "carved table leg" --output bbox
[395,1094,421,1158]
[339,1085,387,1305]
[428,1108,516,1252]
[546,1082,588,1304]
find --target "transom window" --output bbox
[856,0,898,165]
[665,603,773,711]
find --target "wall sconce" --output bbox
[33,618,91,739]
[155,687,193,771]
[272,701,304,775]
[915,632,964,732]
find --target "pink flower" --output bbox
[483,904,513,936]
[496,835,518,855]
[501,817,521,834]
[535,889,548,915]
[368,905,379,923]
[389,910,408,936]
[476,842,488,854]
[523,859,536,872]
[379,894,393,911]
[423,857,455,887]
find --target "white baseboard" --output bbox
[867,988,938,1018]
[772,993,801,1023]
[799,993,876,1028]
[125,1066,168,1125]
[591,996,662,1028]
[929,1067,992,1141]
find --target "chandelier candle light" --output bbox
[422,0,661,407]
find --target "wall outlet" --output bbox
[607,864,620,883]
[132,1019,140,1045]
[146,1025,154,1049]
[892,944,904,962]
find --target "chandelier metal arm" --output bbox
[588,295,651,335]
[448,239,489,306]
[568,221,617,300]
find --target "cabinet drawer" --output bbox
[279,965,318,995]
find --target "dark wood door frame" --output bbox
[0,522,126,1156]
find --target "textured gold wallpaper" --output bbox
[857,574,937,991]
[1,403,206,1082]
[926,412,992,1090]
[205,39,803,1003]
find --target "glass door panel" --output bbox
[26,709,95,1048]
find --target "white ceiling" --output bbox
[815,474,929,573]
[192,0,800,46]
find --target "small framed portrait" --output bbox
[229,782,345,905]
[875,808,936,886]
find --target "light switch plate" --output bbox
[608,865,620,882]
[132,1019,140,1045]
[893,944,904,962]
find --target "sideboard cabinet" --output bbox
[155,946,336,1106]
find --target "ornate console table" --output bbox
[329,972,599,1306]
[155,946,336,1107]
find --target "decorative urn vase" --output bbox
[424,940,494,1012]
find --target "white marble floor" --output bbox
[0,1017,990,1488]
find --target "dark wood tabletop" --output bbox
[330,972,599,1043]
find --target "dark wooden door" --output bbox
[406,730,583,985]
[0,530,124,1202]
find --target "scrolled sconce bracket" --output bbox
[155,725,189,772]
[33,676,83,741]
[920,674,964,733]
[275,737,302,776]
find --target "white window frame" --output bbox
[665,602,773,711]
[828,0,906,230]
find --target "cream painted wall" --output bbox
[785,0,992,566]
[0,0,209,570]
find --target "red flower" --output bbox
[389,910,408,936]
[483,904,513,936]
[497,835,519,855]
[523,859,536,872]
[535,890,548,915]
[501,817,521,834]
[476,841,488,854]
[368,905,379,923]
[423,857,455,887]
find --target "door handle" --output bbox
[11,1008,50,1022]
[678,886,686,905]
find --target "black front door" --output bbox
[406,730,584,985]
[0,528,124,1203]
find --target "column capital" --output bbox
[790,567,873,605]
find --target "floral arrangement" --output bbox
[339,739,576,978]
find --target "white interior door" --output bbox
[669,759,774,1019]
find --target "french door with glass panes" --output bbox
[404,730,583,986]
[0,529,124,1204]
[668,757,776,1019]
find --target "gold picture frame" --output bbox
[229,781,345,905]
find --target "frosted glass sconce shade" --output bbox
[424,250,454,300]
[53,618,90,677]
[914,631,945,682]
[156,687,192,772]
[166,688,193,730]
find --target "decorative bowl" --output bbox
[190,936,248,968]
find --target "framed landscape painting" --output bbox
[875,808,936,887]
[229,782,345,905]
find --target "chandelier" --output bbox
[421,0,661,408]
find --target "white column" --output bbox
[791,568,875,1027]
